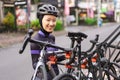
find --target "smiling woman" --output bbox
[30,3,65,80]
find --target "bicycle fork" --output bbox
[32,60,47,80]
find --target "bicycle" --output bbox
[19,29,74,80]
[53,25,120,80]
[53,32,101,80]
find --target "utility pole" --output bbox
[97,0,102,27]
[0,1,3,24]
[64,0,70,27]
[26,0,31,29]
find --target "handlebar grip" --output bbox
[19,29,33,54]
[19,35,29,54]
[95,34,99,41]
[90,34,99,44]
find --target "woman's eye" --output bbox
[46,19,50,21]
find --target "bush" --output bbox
[54,19,64,31]
[2,12,15,32]
[84,18,97,25]
[30,19,40,30]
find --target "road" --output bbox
[0,23,119,80]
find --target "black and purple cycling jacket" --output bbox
[30,30,57,54]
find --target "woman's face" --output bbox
[42,15,57,32]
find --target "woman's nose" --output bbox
[49,21,55,26]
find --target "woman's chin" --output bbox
[47,30,53,33]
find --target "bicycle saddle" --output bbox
[67,32,88,38]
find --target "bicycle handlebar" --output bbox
[19,29,33,54]
[19,29,72,54]
[86,34,99,52]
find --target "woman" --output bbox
[30,3,64,80]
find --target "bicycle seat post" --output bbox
[70,37,75,48]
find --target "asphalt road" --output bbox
[0,23,120,80]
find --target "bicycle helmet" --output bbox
[37,3,59,18]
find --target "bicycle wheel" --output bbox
[32,65,47,80]
[53,73,76,80]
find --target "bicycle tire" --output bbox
[33,65,47,80]
[53,73,76,80]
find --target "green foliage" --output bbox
[84,18,97,25]
[30,19,40,30]
[4,7,14,15]
[54,19,64,31]
[2,12,15,32]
